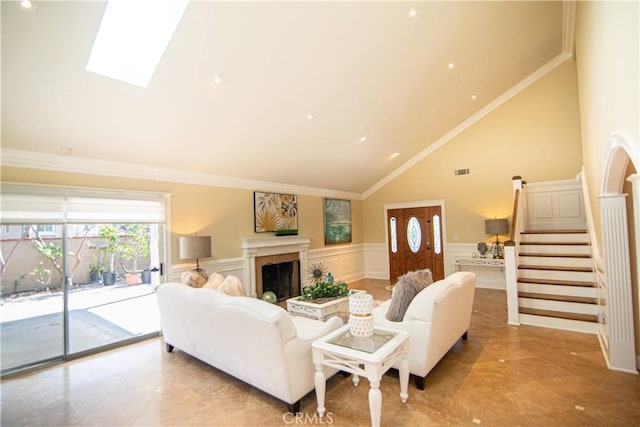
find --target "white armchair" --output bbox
[372,271,476,389]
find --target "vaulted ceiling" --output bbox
[1,1,569,196]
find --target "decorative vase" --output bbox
[348,293,374,338]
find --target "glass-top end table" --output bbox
[328,329,395,354]
[312,325,410,427]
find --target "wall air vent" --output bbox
[454,168,470,176]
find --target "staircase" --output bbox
[516,230,598,334]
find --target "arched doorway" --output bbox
[599,133,639,373]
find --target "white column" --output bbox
[600,194,637,373]
[243,248,258,297]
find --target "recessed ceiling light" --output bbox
[359,136,368,142]
[212,75,222,85]
[448,63,455,69]
[471,95,477,100]
[306,113,314,120]
[391,152,400,159]
[408,9,417,18]
[20,0,32,9]
[86,0,189,88]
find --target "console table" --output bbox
[454,257,505,271]
[454,257,505,289]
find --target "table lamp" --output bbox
[179,235,211,273]
[484,218,509,259]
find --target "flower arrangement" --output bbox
[299,273,349,301]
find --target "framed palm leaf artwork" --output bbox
[254,192,298,232]
[323,198,351,244]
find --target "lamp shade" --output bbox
[179,236,211,260]
[484,218,509,235]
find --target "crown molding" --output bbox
[0,148,362,201]
[362,51,573,199]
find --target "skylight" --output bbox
[86,0,189,88]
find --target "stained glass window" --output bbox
[407,216,421,253]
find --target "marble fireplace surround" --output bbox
[241,236,310,297]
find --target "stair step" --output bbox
[521,230,588,234]
[519,292,597,304]
[519,252,591,258]
[518,277,595,287]
[520,241,590,246]
[519,307,598,323]
[519,265,592,272]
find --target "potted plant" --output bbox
[88,263,105,284]
[118,224,150,286]
[299,273,349,302]
[97,225,119,286]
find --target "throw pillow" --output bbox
[217,274,246,296]
[203,272,225,289]
[181,270,209,288]
[385,269,433,321]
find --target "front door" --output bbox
[387,206,444,282]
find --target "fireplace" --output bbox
[258,255,300,301]
[241,236,311,297]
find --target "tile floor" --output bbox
[1,279,639,426]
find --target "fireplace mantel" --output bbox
[241,235,311,297]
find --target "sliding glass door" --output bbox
[0,183,169,375]
[67,223,164,355]
[0,224,65,372]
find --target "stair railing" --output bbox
[504,176,525,325]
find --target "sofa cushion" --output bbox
[386,269,433,321]
[203,272,225,289]
[217,274,246,296]
[181,270,208,288]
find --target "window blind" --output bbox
[1,182,169,224]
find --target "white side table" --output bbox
[312,325,410,427]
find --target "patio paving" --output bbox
[1,283,160,372]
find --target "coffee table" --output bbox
[312,324,410,427]
[286,290,364,321]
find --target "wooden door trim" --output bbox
[383,199,447,280]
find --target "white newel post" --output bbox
[600,194,637,373]
[503,242,519,325]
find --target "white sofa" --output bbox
[372,271,476,390]
[155,283,343,412]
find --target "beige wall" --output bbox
[575,1,640,247]
[0,167,363,263]
[363,60,584,245]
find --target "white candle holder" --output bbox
[348,293,374,338]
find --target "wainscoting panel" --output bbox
[363,243,389,280]
[307,244,366,286]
